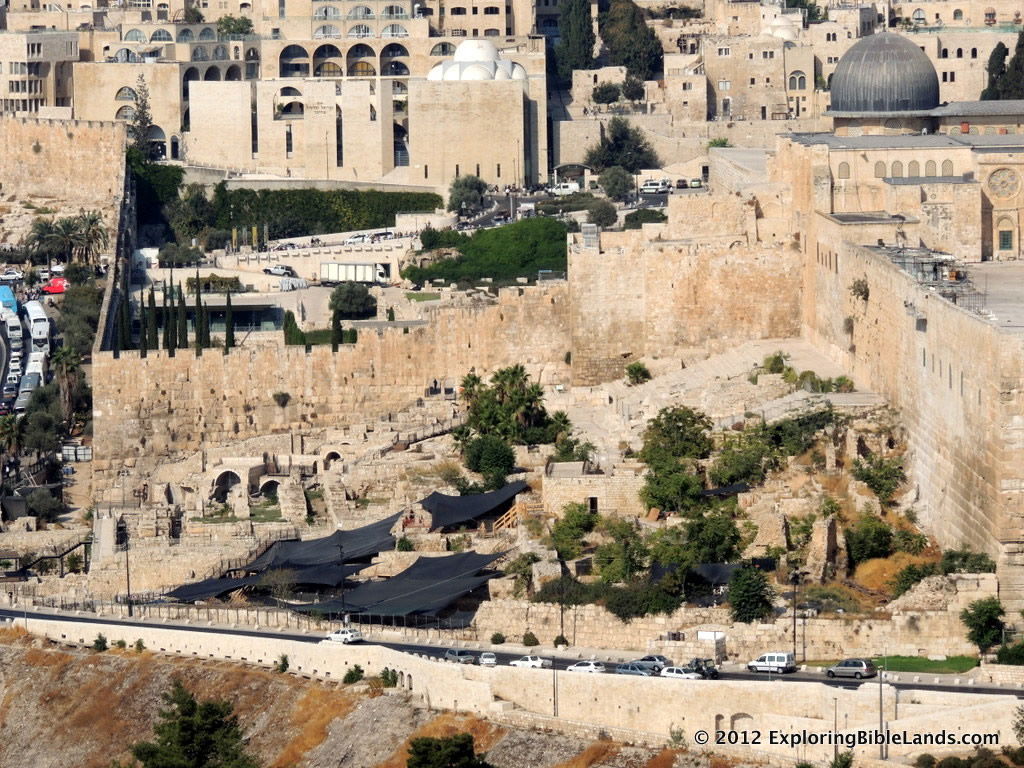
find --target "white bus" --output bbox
[24,301,50,354]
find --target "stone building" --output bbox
[0,30,78,115]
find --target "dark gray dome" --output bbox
[830,32,940,113]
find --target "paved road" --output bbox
[2,607,1014,698]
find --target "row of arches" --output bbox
[124,26,218,43]
[316,4,409,18]
[314,22,409,38]
[182,65,246,97]
[939,46,978,59]
[279,42,412,77]
[835,158,955,180]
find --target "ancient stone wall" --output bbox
[541,471,647,519]
[801,237,1024,608]
[91,285,571,492]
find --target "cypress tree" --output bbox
[331,310,342,352]
[193,270,202,350]
[201,301,211,348]
[177,286,188,351]
[139,313,148,358]
[165,287,176,358]
[161,285,171,351]
[982,41,1009,99]
[555,0,595,82]
[1001,32,1024,99]
[224,293,235,352]
[147,287,158,350]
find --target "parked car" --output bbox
[37,268,50,281]
[747,651,796,674]
[675,179,688,189]
[689,179,704,189]
[443,648,476,664]
[826,658,876,679]
[687,658,720,679]
[41,277,68,295]
[509,655,552,669]
[344,233,369,245]
[631,655,673,672]
[492,211,511,224]
[478,652,497,667]
[660,666,704,680]
[0,269,23,282]
[263,264,297,277]
[2,383,18,399]
[640,179,670,194]
[549,181,581,196]
[50,263,65,275]
[615,663,652,676]
[323,628,363,644]
[566,660,606,674]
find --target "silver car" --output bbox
[443,648,476,664]
[826,658,877,679]
[615,663,652,676]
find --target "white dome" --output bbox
[493,65,511,80]
[510,63,528,80]
[461,62,494,80]
[453,39,499,62]
[426,62,444,80]
[442,64,463,80]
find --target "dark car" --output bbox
[675,179,688,189]
[492,212,511,223]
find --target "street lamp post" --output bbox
[789,570,801,663]
[878,646,886,759]
[337,542,346,620]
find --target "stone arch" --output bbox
[198,26,216,40]
[908,160,920,176]
[213,44,229,60]
[398,670,405,687]
[280,44,310,77]
[177,27,194,42]
[430,42,455,56]
[183,66,200,98]
[151,28,172,42]
[147,125,167,159]
[837,161,850,180]
[925,159,936,176]
[116,85,138,101]
[891,160,903,177]
[873,161,885,178]
[730,713,753,730]
[124,28,146,42]
[323,451,342,469]
[407,673,413,690]
[226,64,242,80]
[212,470,242,502]
[259,478,281,497]
[953,8,962,19]
[941,159,954,175]
[191,45,209,61]
[204,66,221,80]
[115,105,137,120]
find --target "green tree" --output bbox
[594,517,648,582]
[26,488,62,522]
[852,455,906,505]
[845,514,894,565]
[587,199,617,227]
[598,165,633,201]
[463,434,515,479]
[584,117,660,173]
[75,210,109,266]
[183,5,204,22]
[553,0,594,82]
[147,288,159,350]
[166,184,214,245]
[623,208,666,229]
[216,14,254,36]
[1000,32,1024,99]
[0,414,21,457]
[329,281,377,319]
[728,564,774,623]
[959,596,1005,652]
[982,41,1009,99]
[447,175,489,214]
[684,512,741,564]
[224,293,235,350]
[640,461,703,513]
[550,502,598,560]
[407,733,493,768]
[50,346,81,423]
[25,217,62,272]
[621,75,645,102]
[639,406,713,463]
[130,680,258,768]
[129,75,155,157]
[600,0,663,80]
[331,309,342,352]
[592,82,621,105]
[625,361,650,384]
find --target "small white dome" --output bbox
[442,64,463,80]
[426,62,444,80]
[452,39,499,62]
[510,63,528,80]
[461,62,494,80]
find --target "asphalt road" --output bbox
[2,608,1013,698]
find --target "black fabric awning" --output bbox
[418,481,527,531]
[163,563,368,602]
[243,513,401,572]
[164,575,260,602]
[292,550,504,617]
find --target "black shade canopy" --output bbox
[243,513,401,572]
[163,563,368,602]
[418,481,527,531]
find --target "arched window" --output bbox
[788,70,806,90]
[316,24,342,37]
[226,64,242,80]
[317,4,342,15]
[483,4,499,12]
[191,45,208,61]
[348,43,375,58]
[344,5,370,17]
[183,66,200,97]
[381,43,409,57]
[198,27,216,40]
[908,160,920,176]
[925,159,937,176]
[483,28,499,35]
[956,48,963,58]
[177,28,194,42]
[280,44,309,77]
[912,9,925,22]
[314,44,343,59]
[384,60,409,74]
[245,46,260,61]
[151,28,172,41]
[382,24,408,37]
[874,161,886,178]
[213,45,228,59]
[450,6,466,13]
[124,28,146,42]
[430,42,455,55]
[941,159,954,175]
[279,101,304,117]
[115,105,136,120]
[891,160,903,177]
[315,61,343,76]
[204,66,221,80]
[348,24,372,37]
[837,162,850,179]
[940,48,948,58]
[953,8,963,19]
[279,86,302,97]
[382,4,407,17]
[971,47,977,58]
[370,104,377,121]
[349,60,376,75]
[115,86,138,101]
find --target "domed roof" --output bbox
[829,32,939,114]
[453,39,499,62]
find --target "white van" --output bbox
[640,179,670,194]
[550,181,581,196]
[747,651,796,674]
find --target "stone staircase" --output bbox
[276,479,309,524]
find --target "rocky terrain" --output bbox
[0,629,733,768]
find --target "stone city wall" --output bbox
[801,236,1024,609]
[15,615,1015,764]
[91,284,572,493]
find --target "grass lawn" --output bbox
[406,292,440,302]
[873,655,978,674]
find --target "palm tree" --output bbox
[51,346,81,424]
[24,218,60,273]
[76,211,109,266]
[491,364,527,405]
[51,217,82,266]
[0,414,21,457]
[460,373,483,403]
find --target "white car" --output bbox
[323,628,363,644]
[509,655,552,669]
[50,263,65,275]
[660,666,704,680]
[0,269,23,282]
[567,660,606,674]
[479,652,497,667]
[344,234,369,245]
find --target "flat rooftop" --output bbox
[967,263,1024,334]
[789,132,1024,152]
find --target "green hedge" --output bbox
[208,183,441,240]
[401,217,567,285]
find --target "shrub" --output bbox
[941,549,996,574]
[93,634,108,652]
[845,515,894,564]
[960,596,1005,652]
[728,565,775,623]
[891,562,938,596]
[343,665,365,684]
[850,278,870,301]
[625,361,651,385]
[623,208,667,229]
[553,634,569,647]
[914,755,936,768]
[852,455,906,504]
[587,199,618,227]
[522,631,539,647]
[134,639,145,653]
[397,536,415,552]
[598,165,633,201]
[997,642,1024,665]
[464,435,515,478]
[490,632,506,645]
[550,502,598,560]
[380,667,399,687]
[1003,746,1024,765]
[592,81,621,104]
[115,639,127,649]
[830,753,854,768]
[275,654,289,673]
[708,137,731,148]
[893,528,928,555]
